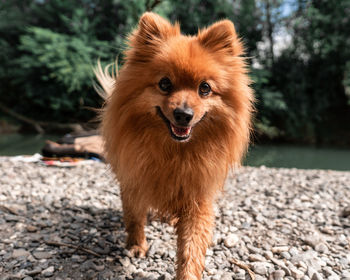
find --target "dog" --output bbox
[95,12,254,280]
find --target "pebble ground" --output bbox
[0,157,349,280]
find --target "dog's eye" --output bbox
[158,77,173,93]
[199,81,211,96]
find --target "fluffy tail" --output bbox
[93,59,118,99]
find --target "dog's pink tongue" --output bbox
[171,124,191,137]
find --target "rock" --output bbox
[94,264,105,271]
[32,251,52,259]
[290,266,305,279]
[41,266,55,277]
[248,254,266,262]
[12,249,30,258]
[220,272,234,280]
[272,246,289,253]
[289,247,299,256]
[341,206,350,217]
[106,234,117,243]
[158,274,172,280]
[169,250,176,259]
[26,225,37,232]
[310,272,323,280]
[252,262,268,275]
[281,251,291,260]
[25,267,42,276]
[119,257,131,267]
[23,277,33,280]
[234,269,246,280]
[4,214,20,222]
[304,234,322,248]
[273,270,286,280]
[224,234,239,248]
[314,243,328,254]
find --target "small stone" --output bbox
[212,233,222,245]
[252,262,268,275]
[234,269,246,280]
[127,264,136,273]
[119,257,131,267]
[23,277,33,280]
[248,254,266,262]
[80,260,96,272]
[304,234,321,248]
[41,266,54,277]
[273,270,286,280]
[26,225,37,232]
[158,273,172,280]
[310,272,323,280]
[314,243,328,254]
[94,264,105,271]
[106,234,117,243]
[264,250,273,259]
[4,214,20,222]
[32,251,52,259]
[327,275,340,280]
[169,250,176,259]
[224,234,239,248]
[289,247,299,256]
[272,246,289,253]
[12,249,30,258]
[26,267,42,276]
[290,266,305,279]
[220,272,234,280]
[341,206,350,217]
[281,251,291,260]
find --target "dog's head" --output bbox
[109,12,253,160]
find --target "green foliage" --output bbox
[270,0,350,142]
[17,27,109,93]
[0,0,349,144]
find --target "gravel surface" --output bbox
[0,157,349,280]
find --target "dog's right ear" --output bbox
[127,13,179,63]
[137,12,179,44]
[198,20,243,56]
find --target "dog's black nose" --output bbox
[173,107,194,126]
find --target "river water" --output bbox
[0,134,349,171]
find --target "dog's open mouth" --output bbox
[156,107,192,142]
[170,123,192,139]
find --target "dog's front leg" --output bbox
[176,202,214,280]
[121,191,148,257]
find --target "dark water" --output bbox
[0,134,349,171]
[245,144,350,171]
[0,134,59,156]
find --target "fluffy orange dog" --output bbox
[96,12,253,280]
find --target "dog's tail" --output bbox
[93,59,118,99]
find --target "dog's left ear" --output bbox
[137,12,179,43]
[198,20,243,55]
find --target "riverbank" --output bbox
[1,134,350,171]
[0,158,349,279]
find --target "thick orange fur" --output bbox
[99,12,254,280]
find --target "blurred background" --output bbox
[0,0,349,170]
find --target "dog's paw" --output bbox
[128,244,148,258]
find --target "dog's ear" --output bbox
[137,12,179,43]
[198,20,243,55]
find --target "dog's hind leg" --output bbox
[175,202,214,280]
[121,192,148,258]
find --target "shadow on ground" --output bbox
[0,198,133,279]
